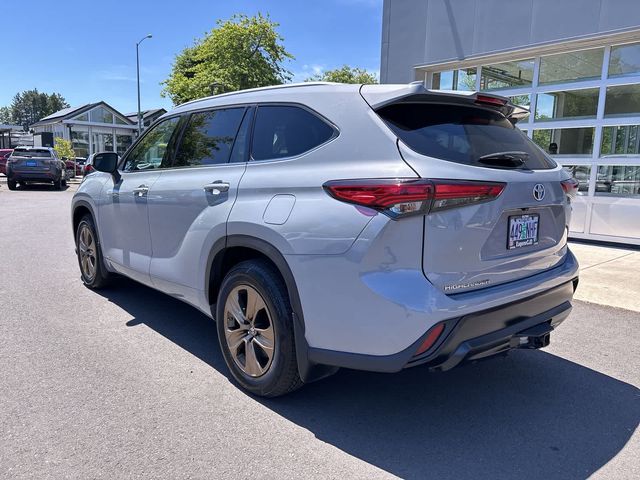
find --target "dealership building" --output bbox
[30,102,139,158]
[381,0,640,245]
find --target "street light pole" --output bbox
[136,34,152,135]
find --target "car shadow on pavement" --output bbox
[13,183,69,191]
[99,278,639,480]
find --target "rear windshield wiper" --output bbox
[478,151,529,169]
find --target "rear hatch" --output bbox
[10,148,54,171]
[362,85,572,294]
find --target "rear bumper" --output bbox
[307,277,578,373]
[8,170,57,182]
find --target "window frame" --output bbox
[248,102,339,163]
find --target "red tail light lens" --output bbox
[323,178,505,218]
[475,94,508,107]
[561,178,579,199]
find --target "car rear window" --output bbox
[251,105,335,161]
[377,103,555,170]
[12,149,52,158]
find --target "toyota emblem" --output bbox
[533,184,545,201]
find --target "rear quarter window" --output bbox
[377,103,555,170]
[251,105,335,161]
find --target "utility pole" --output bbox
[136,34,152,135]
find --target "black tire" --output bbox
[76,214,113,289]
[216,259,302,397]
[53,176,62,190]
[7,179,17,190]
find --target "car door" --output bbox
[147,106,252,306]
[98,116,181,285]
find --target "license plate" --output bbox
[25,160,37,167]
[508,214,539,250]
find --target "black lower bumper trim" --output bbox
[307,278,577,374]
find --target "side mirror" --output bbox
[93,152,119,174]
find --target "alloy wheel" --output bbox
[223,285,275,377]
[78,225,97,281]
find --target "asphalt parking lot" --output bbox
[1,183,638,479]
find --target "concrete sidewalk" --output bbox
[570,241,640,312]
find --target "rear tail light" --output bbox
[561,178,579,199]
[323,178,505,219]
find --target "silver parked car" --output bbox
[71,83,579,396]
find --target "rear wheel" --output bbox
[216,260,302,397]
[76,214,112,289]
[7,179,17,190]
[53,177,62,190]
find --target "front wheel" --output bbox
[216,260,302,397]
[76,214,112,289]
[7,179,17,190]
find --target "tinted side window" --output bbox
[123,117,180,171]
[174,108,245,168]
[251,106,335,161]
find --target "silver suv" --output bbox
[71,83,579,397]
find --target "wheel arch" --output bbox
[72,200,97,243]
[206,235,338,383]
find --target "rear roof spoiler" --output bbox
[360,83,530,124]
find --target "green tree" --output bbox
[10,89,69,130]
[161,13,293,105]
[54,137,75,160]
[0,106,12,124]
[306,65,378,84]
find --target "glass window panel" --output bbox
[174,108,245,167]
[535,88,599,120]
[608,42,640,78]
[124,117,180,171]
[480,59,534,90]
[115,116,127,125]
[562,164,591,195]
[252,106,335,161]
[92,132,113,153]
[432,68,477,91]
[378,103,555,169]
[116,134,133,155]
[89,106,114,124]
[509,94,531,109]
[532,127,594,155]
[71,129,89,158]
[600,125,640,156]
[539,48,603,84]
[74,112,88,121]
[604,84,640,117]
[595,165,640,197]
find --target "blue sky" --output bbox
[1,0,382,115]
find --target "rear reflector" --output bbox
[323,178,505,219]
[415,323,445,356]
[561,177,579,199]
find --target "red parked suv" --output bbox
[0,149,13,175]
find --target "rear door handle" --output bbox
[132,185,149,197]
[203,181,230,195]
